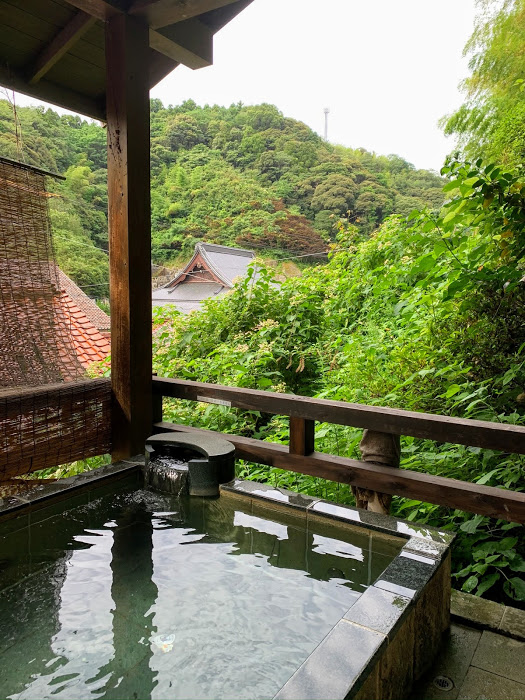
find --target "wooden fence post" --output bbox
[289,417,315,456]
[352,429,401,514]
[152,393,163,428]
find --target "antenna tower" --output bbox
[323,107,330,141]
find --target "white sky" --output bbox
[152,0,478,171]
[11,0,478,172]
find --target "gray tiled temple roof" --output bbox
[153,243,255,313]
[199,243,255,286]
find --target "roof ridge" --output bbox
[56,267,110,331]
[199,242,255,258]
[161,242,256,291]
[198,245,232,286]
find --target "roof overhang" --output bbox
[0,0,254,121]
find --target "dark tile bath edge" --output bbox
[221,479,453,700]
[0,456,144,523]
[220,479,454,547]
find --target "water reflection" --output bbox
[0,489,400,700]
[163,497,397,590]
[91,505,158,699]
[0,556,70,698]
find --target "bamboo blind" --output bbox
[0,159,111,477]
[0,379,111,479]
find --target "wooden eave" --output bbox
[0,0,253,121]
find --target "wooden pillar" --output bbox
[152,392,163,426]
[106,14,152,460]
[289,417,315,456]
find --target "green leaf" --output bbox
[502,368,517,386]
[476,469,499,485]
[476,572,500,597]
[460,515,484,534]
[443,278,470,301]
[418,368,435,377]
[462,575,479,593]
[472,563,488,575]
[413,254,436,273]
[442,210,458,225]
[484,554,502,565]
[314,428,330,438]
[443,179,461,192]
[396,499,423,511]
[257,377,273,387]
[504,577,525,601]
[474,535,499,559]
[393,301,405,316]
[445,384,462,398]
[463,176,482,188]
[507,553,525,572]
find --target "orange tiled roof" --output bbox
[56,267,110,331]
[55,291,111,368]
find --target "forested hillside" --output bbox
[0,96,444,293]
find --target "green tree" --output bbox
[442,0,525,166]
[151,159,525,605]
[310,174,357,216]
[165,114,205,151]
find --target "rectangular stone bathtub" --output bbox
[0,461,452,700]
[221,479,453,700]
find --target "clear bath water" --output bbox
[0,486,401,700]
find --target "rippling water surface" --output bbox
[0,487,401,699]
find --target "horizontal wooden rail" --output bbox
[0,377,110,401]
[154,421,525,523]
[152,377,525,454]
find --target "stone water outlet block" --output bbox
[145,432,235,497]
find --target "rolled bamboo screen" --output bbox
[0,379,111,479]
[0,158,111,478]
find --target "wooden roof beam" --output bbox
[148,49,179,86]
[29,11,97,85]
[62,0,128,22]
[63,0,213,70]
[0,64,105,121]
[129,0,241,29]
[149,18,212,69]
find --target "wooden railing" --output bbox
[152,377,525,524]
